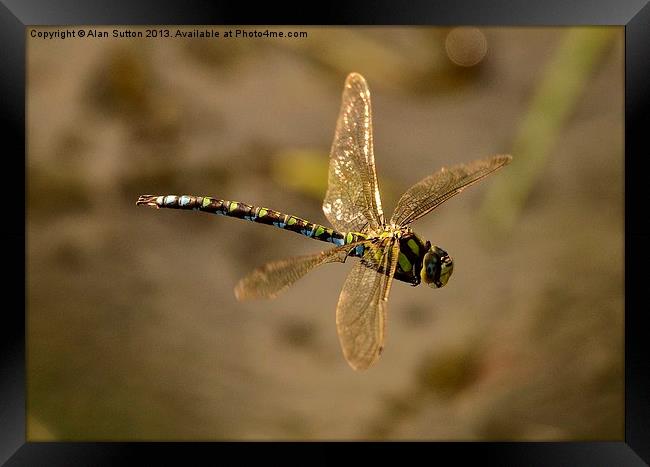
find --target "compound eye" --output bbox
[425,253,438,278]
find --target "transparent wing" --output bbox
[323,73,385,234]
[234,241,368,301]
[336,237,400,371]
[390,154,512,227]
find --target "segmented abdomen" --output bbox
[136,194,366,247]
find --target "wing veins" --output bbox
[390,154,512,226]
[335,237,399,370]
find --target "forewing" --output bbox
[234,241,366,300]
[390,154,512,227]
[336,237,400,370]
[323,73,384,233]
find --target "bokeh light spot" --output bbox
[445,27,488,67]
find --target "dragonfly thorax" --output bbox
[390,232,427,286]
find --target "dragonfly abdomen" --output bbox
[136,194,350,246]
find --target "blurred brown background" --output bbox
[27,26,623,440]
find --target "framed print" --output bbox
[4,0,649,465]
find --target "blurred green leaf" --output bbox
[479,28,618,236]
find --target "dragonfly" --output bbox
[137,73,512,370]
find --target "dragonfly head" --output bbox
[421,245,454,289]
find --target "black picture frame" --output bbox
[5,0,649,465]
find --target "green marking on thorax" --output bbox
[229,202,238,212]
[287,217,297,226]
[202,197,211,208]
[314,226,325,237]
[407,239,420,256]
[259,208,268,217]
[346,232,353,244]
[398,252,412,272]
